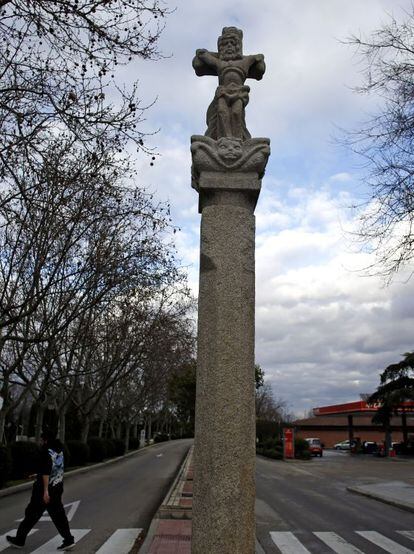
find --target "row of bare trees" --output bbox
[0,135,195,443]
[0,1,196,444]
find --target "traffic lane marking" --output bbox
[95,528,143,553]
[270,531,311,553]
[356,530,414,553]
[0,529,38,552]
[314,531,364,553]
[399,531,414,542]
[30,529,90,553]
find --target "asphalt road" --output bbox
[256,449,414,553]
[0,439,192,553]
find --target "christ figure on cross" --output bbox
[193,27,266,141]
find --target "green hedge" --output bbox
[128,437,140,450]
[294,437,310,459]
[154,433,169,443]
[87,437,107,463]
[256,447,283,459]
[0,446,12,487]
[10,441,40,479]
[108,438,125,457]
[66,440,90,467]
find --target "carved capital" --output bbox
[191,135,270,213]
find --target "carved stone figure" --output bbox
[193,27,266,140]
[191,135,270,190]
[191,28,270,554]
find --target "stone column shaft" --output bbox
[192,199,256,554]
[190,134,269,554]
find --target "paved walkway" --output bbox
[142,450,414,553]
[348,480,414,513]
[141,446,193,554]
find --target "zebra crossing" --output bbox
[270,529,414,553]
[0,528,142,553]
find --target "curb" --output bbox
[347,485,414,514]
[0,443,157,499]
[255,538,266,554]
[139,445,192,554]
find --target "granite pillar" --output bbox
[190,27,270,553]
[191,143,269,554]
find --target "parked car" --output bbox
[305,437,323,457]
[334,439,351,450]
[362,441,377,454]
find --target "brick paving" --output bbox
[147,447,193,553]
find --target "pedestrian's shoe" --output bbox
[57,537,75,551]
[6,535,24,549]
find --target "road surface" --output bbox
[256,449,414,553]
[0,439,192,553]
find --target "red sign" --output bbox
[313,400,414,416]
[283,428,295,459]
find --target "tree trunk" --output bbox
[80,419,90,443]
[384,424,392,456]
[110,422,116,439]
[35,405,45,442]
[402,411,408,443]
[98,418,104,438]
[0,409,6,445]
[124,423,130,451]
[116,422,122,439]
[132,422,138,439]
[58,409,66,443]
[147,415,152,441]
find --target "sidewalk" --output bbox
[140,447,265,554]
[140,446,193,553]
[347,480,414,513]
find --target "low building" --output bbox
[293,400,414,448]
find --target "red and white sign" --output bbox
[283,428,295,459]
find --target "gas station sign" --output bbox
[283,428,295,459]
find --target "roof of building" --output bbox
[313,400,414,416]
[293,415,414,428]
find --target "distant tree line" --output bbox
[0,1,198,445]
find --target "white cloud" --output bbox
[125,0,414,414]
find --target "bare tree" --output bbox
[0,135,182,442]
[255,381,285,423]
[346,7,414,278]
[0,0,169,170]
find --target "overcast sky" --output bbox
[130,0,414,417]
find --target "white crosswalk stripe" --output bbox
[0,529,38,552]
[270,531,311,553]
[399,531,414,542]
[313,531,364,553]
[269,530,414,553]
[356,530,414,553]
[95,528,143,553]
[30,529,90,553]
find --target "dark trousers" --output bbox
[16,483,73,544]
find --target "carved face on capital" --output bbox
[217,137,243,162]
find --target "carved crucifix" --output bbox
[192,27,266,141]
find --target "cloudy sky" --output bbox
[130,0,414,417]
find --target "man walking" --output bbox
[6,430,75,550]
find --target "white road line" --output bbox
[399,531,414,542]
[0,529,38,552]
[270,531,311,553]
[356,531,414,553]
[95,528,143,553]
[314,531,365,553]
[16,500,81,523]
[30,529,90,553]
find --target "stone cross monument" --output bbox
[191,27,270,553]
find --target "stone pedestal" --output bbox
[191,136,270,554]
